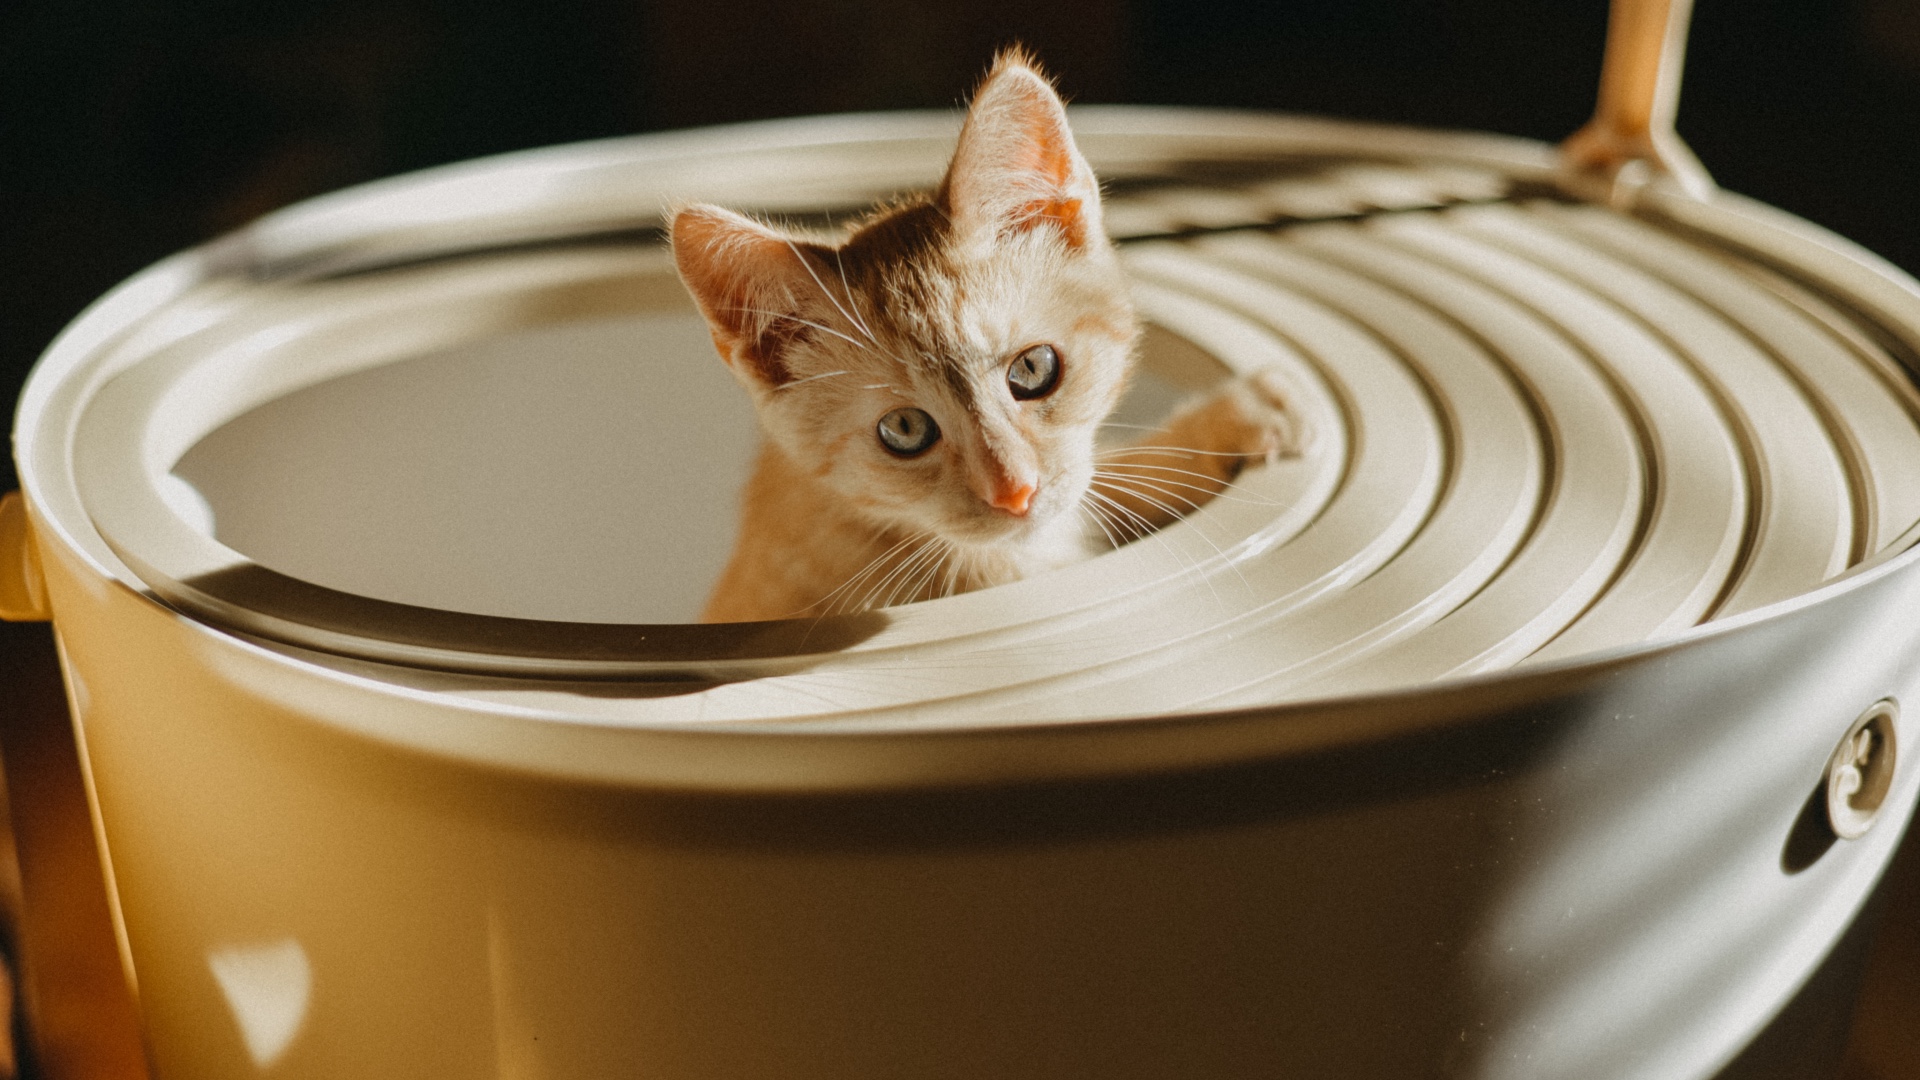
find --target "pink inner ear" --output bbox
[1011,106,1077,188]
[943,60,1097,249]
[1004,107,1087,246]
[1017,197,1086,249]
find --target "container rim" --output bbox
[16,105,1920,773]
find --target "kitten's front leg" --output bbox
[1090,369,1306,542]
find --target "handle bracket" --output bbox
[1561,0,1715,204]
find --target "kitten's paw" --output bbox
[1201,369,1309,471]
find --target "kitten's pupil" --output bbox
[878,407,941,456]
[1008,345,1061,400]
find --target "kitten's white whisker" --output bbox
[1092,486,1233,607]
[1082,489,1156,545]
[832,248,881,345]
[1092,482,1254,601]
[882,539,948,609]
[784,239,875,351]
[773,369,854,392]
[941,546,964,599]
[1092,472,1207,512]
[873,546,928,610]
[917,539,959,603]
[804,531,925,616]
[901,542,952,607]
[1088,485,1186,545]
[726,306,877,356]
[1097,509,1143,548]
[1098,462,1240,482]
[863,534,942,612]
[1088,492,1223,603]
[1094,444,1253,460]
[1083,503,1136,551]
[1098,468,1274,507]
[937,545,964,599]
[1084,491,1148,542]
[1098,500,1161,548]
[861,544,934,613]
[849,563,902,615]
[816,558,890,617]
[1089,477,1198,514]
[1095,465,1273,507]
[1078,503,1124,550]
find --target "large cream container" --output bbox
[6,107,1920,1079]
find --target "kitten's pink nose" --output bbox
[989,481,1036,516]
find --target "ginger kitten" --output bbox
[673,50,1301,623]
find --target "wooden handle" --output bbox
[1562,0,1714,200]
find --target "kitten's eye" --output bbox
[877,407,941,457]
[1007,344,1061,400]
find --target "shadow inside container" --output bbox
[179,561,891,682]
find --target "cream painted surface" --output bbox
[26,494,1920,1078]
[16,109,1920,1079]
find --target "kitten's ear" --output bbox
[671,204,820,388]
[939,50,1102,252]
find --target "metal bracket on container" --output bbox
[1560,0,1716,206]
[0,491,51,622]
[1827,699,1899,840]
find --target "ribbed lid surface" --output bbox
[53,113,1920,724]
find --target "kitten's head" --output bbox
[671,50,1138,556]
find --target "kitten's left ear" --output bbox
[939,51,1103,252]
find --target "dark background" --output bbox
[4,0,1920,505]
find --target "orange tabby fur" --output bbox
[674,49,1303,623]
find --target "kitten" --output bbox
[673,49,1302,623]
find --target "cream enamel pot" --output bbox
[7,105,1920,1079]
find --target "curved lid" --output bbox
[33,108,1920,726]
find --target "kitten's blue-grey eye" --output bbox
[1007,344,1060,400]
[877,407,940,457]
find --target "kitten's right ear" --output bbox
[940,51,1103,253]
[671,205,817,388]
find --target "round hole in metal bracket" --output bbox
[1826,699,1899,841]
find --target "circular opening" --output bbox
[172,310,754,624]
[167,309,1217,625]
